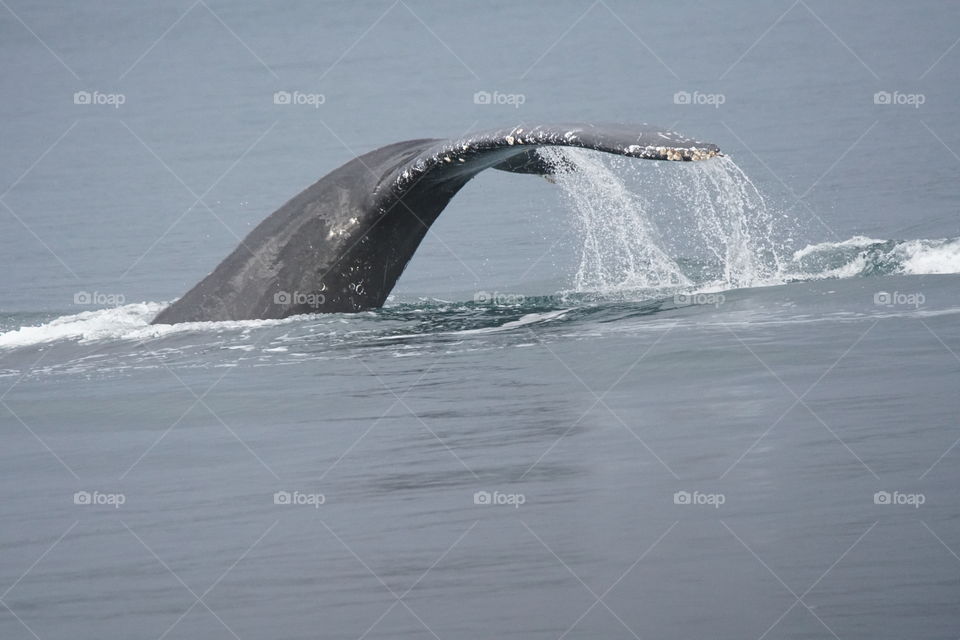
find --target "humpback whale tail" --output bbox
[151,123,721,324]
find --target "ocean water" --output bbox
[2,1,959,639]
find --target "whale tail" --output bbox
[151,123,720,324]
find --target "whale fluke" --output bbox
[151,123,720,324]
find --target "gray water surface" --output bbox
[2,2,959,639]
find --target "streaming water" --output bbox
[539,148,960,299]
[536,148,692,294]
[540,148,796,297]
[677,155,786,285]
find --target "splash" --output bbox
[673,155,786,286]
[536,148,691,295]
[539,148,794,295]
[540,147,960,298]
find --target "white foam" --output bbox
[0,303,159,349]
[898,238,960,274]
[0,302,302,350]
[787,236,960,279]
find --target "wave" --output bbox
[786,236,960,278]
[0,302,303,350]
[700,235,960,290]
